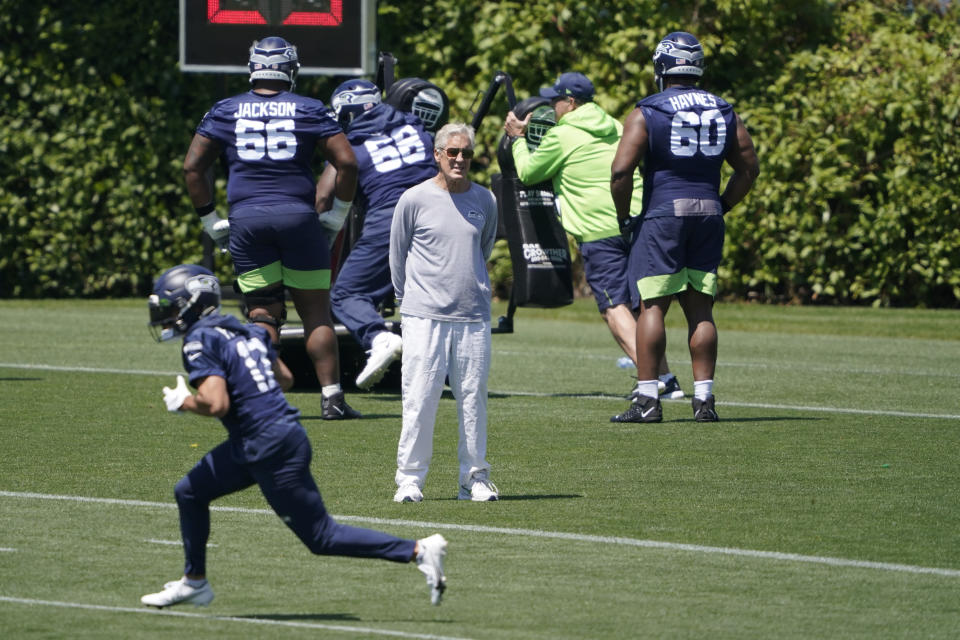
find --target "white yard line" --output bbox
[489,388,960,420]
[3,490,958,579]
[145,539,216,547]
[1,362,957,420]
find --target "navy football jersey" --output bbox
[181,313,300,460]
[195,90,343,209]
[638,86,736,218]
[345,103,437,212]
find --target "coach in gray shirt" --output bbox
[389,122,500,503]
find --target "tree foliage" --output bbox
[0,0,957,306]
[726,1,960,305]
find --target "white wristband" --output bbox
[331,197,352,218]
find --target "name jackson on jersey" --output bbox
[232,101,298,119]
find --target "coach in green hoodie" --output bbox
[504,72,681,399]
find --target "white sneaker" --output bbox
[458,475,499,502]
[658,375,685,400]
[141,577,214,608]
[356,332,403,390]
[415,534,448,605]
[393,483,423,503]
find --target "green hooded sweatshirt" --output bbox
[510,101,643,242]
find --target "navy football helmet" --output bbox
[148,265,221,342]
[248,36,300,89]
[653,31,705,91]
[330,79,382,127]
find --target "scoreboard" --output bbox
[179,0,376,75]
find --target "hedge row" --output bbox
[1,0,957,306]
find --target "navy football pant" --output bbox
[331,205,395,350]
[174,428,415,576]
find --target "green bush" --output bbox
[1,0,957,306]
[0,2,214,296]
[726,2,960,306]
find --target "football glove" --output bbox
[618,215,640,241]
[162,375,191,412]
[317,197,353,248]
[200,211,230,252]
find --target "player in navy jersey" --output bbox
[183,36,360,419]
[610,32,759,423]
[140,264,449,609]
[317,79,438,390]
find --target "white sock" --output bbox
[321,383,342,398]
[694,379,713,401]
[635,380,659,399]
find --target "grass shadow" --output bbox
[301,412,402,421]
[235,613,360,622]
[432,493,583,501]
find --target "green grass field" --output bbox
[1,298,959,639]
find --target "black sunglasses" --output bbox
[439,146,474,159]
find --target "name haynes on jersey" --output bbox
[667,91,717,112]
[232,102,298,119]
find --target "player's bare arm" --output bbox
[181,375,230,418]
[315,163,338,213]
[611,108,648,223]
[272,358,294,392]
[319,133,358,203]
[720,113,760,210]
[183,134,223,208]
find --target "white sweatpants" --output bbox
[395,315,491,489]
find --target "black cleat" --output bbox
[611,394,662,423]
[692,395,719,422]
[322,391,362,420]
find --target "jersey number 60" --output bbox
[670,109,726,158]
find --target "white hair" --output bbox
[434,122,475,150]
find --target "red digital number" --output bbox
[286,1,343,26]
[206,0,265,25]
[206,1,342,26]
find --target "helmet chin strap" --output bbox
[655,74,665,92]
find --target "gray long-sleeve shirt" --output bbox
[389,178,498,322]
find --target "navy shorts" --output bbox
[628,215,725,300]
[228,203,331,292]
[579,235,633,312]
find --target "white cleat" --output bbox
[141,577,214,608]
[458,475,499,502]
[415,534,448,605]
[356,332,403,390]
[658,375,685,400]
[393,483,424,503]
